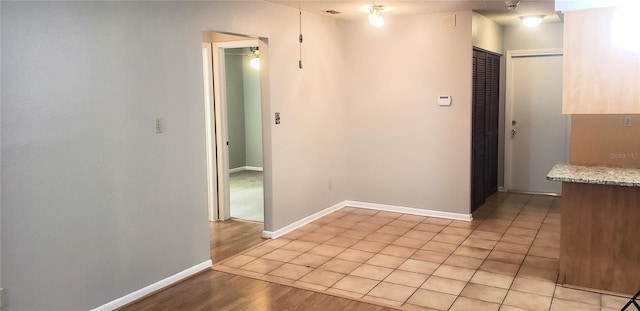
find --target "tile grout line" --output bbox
[221,193,574,311]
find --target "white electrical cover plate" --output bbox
[438,95,452,106]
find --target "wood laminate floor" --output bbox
[121,219,396,311]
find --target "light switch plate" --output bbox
[155,117,163,133]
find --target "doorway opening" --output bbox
[505,49,568,195]
[222,44,264,222]
[202,31,270,234]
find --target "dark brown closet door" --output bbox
[472,48,501,212]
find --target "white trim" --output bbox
[507,190,562,197]
[91,260,212,311]
[229,166,264,174]
[215,39,259,49]
[212,42,230,220]
[504,48,563,192]
[262,201,345,238]
[498,186,507,192]
[262,200,473,239]
[202,43,218,222]
[346,201,473,221]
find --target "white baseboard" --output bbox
[262,201,345,239]
[498,186,507,192]
[91,260,212,311]
[263,200,472,239]
[229,166,263,173]
[345,201,473,221]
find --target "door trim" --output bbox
[504,48,564,193]
[202,43,218,221]
[211,39,260,220]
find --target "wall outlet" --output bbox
[328,180,332,190]
[623,115,634,127]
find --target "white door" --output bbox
[506,50,568,195]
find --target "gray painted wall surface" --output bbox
[343,11,474,215]
[0,2,531,310]
[0,0,2,290]
[472,12,504,54]
[503,23,564,51]
[225,50,247,169]
[1,1,347,310]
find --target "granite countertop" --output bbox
[547,164,640,187]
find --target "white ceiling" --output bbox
[270,0,562,26]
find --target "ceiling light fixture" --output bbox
[250,47,260,70]
[520,15,544,27]
[369,5,384,27]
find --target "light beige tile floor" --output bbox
[214,193,635,311]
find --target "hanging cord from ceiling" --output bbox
[299,6,304,69]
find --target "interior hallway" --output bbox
[121,193,632,310]
[230,170,264,222]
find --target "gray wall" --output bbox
[243,48,263,168]
[0,0,2,290]
[1,1,348,310]
[503,22,564,51]
[472,12,504,54]
[343,11,474,214]
[225,50,247,169]
[0,2,558,310]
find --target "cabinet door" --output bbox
[563,7,640,114]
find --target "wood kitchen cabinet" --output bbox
[548,164,640,295]
[562,6,640,114]
[559,182,640,295]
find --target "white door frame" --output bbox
[504,48,567,193]
[202,43,218,221]
[211,39,259,220]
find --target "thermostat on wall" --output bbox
[438,95,452,106]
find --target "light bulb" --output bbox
[369,6,384,27]
[250,57,260,70]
